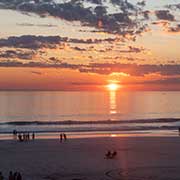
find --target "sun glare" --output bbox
[107,83,120,91]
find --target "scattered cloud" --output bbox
[168,24,180,33]
[166,3,180,10]
[155,10,175,21]
[0,0,148,37]
[0,50,35,59]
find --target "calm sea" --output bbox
[0,91,180,138]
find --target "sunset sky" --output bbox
[0,0,180,90]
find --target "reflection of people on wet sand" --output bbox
[17,172,22,180]
[8,171,13,180]
[13,172,17,180]
[105,150,117,159]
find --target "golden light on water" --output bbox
[106,82,120,115]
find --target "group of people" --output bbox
[0,171,22,180]
[105,150,117,159]
[59,133,67,142]
[13,130,35,142]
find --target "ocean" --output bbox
[0,91,180,139]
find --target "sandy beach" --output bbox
[0,137,180,180]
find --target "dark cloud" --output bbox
[71,45,145,53]
[0,50,35,59]
[142,10,150,20]
[0,0,147,36]
[168,24,180,33]
[166,3,180,10]
[79,63,180,76]
[128,46,145,53]
[31,71,42,75]
[86,0,102,5]
[16,23,58,27]
[155,10,175,21]
[72,47,87,51]
[110,0,136,11]
[152,21,170,26]
[152,21,180,34]
[49,57,62,63]
[0,35,119,50]
[142,78,180,85]
[137,1,146,7]
[0,35,62,49]
[1,60,180,77]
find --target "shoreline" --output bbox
[0,129,179,140]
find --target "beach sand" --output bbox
[0,137,180,180]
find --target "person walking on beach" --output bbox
[63,133,67,141]
[32,132,35,140]
[0,172,4,180]
[60,133,63,142]
[13,130,17,140]
[8,171,13,180]
[18,134,23,142]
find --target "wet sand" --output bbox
[0,137,180,180]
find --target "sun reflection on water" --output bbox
[109,90,117,114]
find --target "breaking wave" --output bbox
[0,118,180,126]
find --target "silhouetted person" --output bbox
[13,172,17,180]
[13,130,17,136]
[105,150,111,159]
[0,172,4,180]
[27,133,30,141]
[63,133,67,141]
[111,151,117,158]
[178,127,180,136]
[60,133,63,142]
[13,130,17,140]
[32,132,35,140]
[8,171,13,180]
[17,172,22,180]
[23,133,26,141]
[18,134,23,142]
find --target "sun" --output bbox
[107,83,120,91]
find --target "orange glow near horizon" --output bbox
[107,83,121,91]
